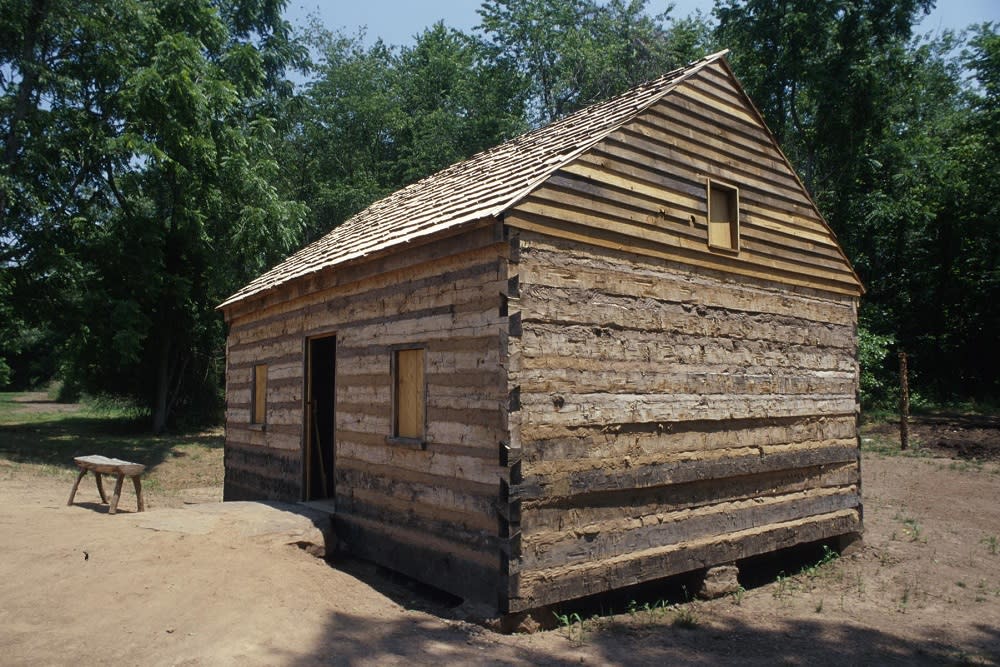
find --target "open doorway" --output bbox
[305,334,336,501]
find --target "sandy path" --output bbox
[1,454,998,666]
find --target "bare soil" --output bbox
[1,411,999,665]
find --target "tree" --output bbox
[285,22,528,242]
[715,2,1000,401]
[1,0,308,430]
[394,22,528,183]
[477,0,716,126]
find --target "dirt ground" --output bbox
[1,413,999,665]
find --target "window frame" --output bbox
[706,178,741,253]
[251,363,268,426]
[389,346,427,449]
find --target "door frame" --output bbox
[304,332,337,501]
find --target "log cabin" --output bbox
[218,50,864,615]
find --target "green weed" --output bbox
[672,605,699,629]
[553,611,587,645]
[981,535,998,555]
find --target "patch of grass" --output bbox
[982,535,999,555]
[860,434,931,458]
[0,391,223,494]
[949,459,984,473]
[910,397,1000,417]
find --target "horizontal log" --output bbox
[336,437,505,486]
[508,509,861,611]
[223,441,302,502]
[335,513,500,606]
[335,409,504,451]
[339,486,499,544]
[336,457,499,516]
[505,212,861,296]
[229,246,505,338]
[518,283,854,349]
[521,461,860,532]
[519,327,856,375]
[225,221,503,323]
[517,366,856,397]
[520,414,858,463]
[513,441,859,500]
[518,392,857,430]
[520,486,860,570]
[517,241,856,325]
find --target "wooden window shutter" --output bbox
[708,180,740,251]
[394,349,425,439]
[252,364,268,424]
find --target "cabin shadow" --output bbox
[285,604,999,666]
[294,539,998,664]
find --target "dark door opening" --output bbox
[306,335,336,501]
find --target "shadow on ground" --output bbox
[0,402,222,474]
[279,608,999,666]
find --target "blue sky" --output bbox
[284,1,1000,48]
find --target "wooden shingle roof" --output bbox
[220,50,731,309]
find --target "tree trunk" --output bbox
[152,336,171,434]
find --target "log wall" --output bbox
[501,63,862,611]
[501,233,860,611]
[223,222,512,604]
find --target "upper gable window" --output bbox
[707,179,740,252]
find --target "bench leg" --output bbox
[131,475,145,512]
[109,473,125,515]
[67,468,87,506]
[94,473,108,504]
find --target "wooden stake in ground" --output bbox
[899,351,909,451]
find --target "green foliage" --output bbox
[1,0,307,431]
[478,0,716,125]
[716,4,1000,402]
[3,1,999,428]
[858,325,895,407]
[286,22,528,243]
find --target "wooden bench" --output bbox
[67,455,146,514]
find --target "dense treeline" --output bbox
[1,0,997,430]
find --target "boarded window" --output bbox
[252,364,268,424]
[707,180,740,251]
[394,348,425,439]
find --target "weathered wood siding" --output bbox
[501,233,860,610]
[224,222,511,604]
[501,62,861,611]
[505,62,860,298]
